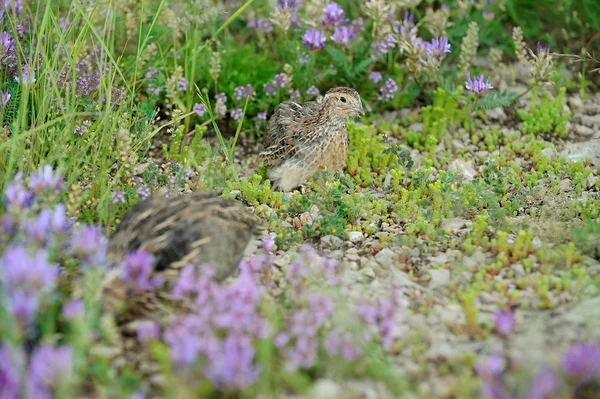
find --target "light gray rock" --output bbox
[447,159,478,181]
[375,247,397,267]
[428,268,450,289]
[320,235,344,250]
[347,231,365,244]
[559,139,600,167]
[441,217,469,234]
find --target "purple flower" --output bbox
[22,207,67,242]
[214,92,227,116]
[289,90,300,101]
[0,0,23,20]
[233,84,256,101]
[302,28,326,51]
[475,353,505,381]
[441,4,450,12]
[397,12,415,36]
[28,345,72,397]
[62,300,84,320]
[8,291,39,328]
[2,246,58,293]
[482,11,495,20]
[247,18,273,33]
[193,103,206,117]
[0,345,24,399]
[263,82,276,96]
[371,34,396,59]
[231,108,243,122]
[120,250,163,291]
[331,25,354,46]
[527,367,560,399]
[351,17,364,34]
[15,65,35,85]
[306,85,320,96]
[322,2,345,27]
[70,225,108,265]
[111,191,126,204]
[378,78,398,101]
[177,77,188,92]
[261,236,275,252]
[423,37,451,60]
[493,309,514,336]
[28,165,63,194]
[136,184,151,199]
[272,73,288,88]
[324,329,362,361]
[562,342,600,382]
[465,72,493,95]
[204,333,259,390]
[137,320,160,343]
[369,71,383,83]
[536,42,550,53]
[256,112,267,121]
[0,90,10,107]
[4,173,33,209]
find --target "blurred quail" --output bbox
[258,87,364,191]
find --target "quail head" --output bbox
[258,87,364,191]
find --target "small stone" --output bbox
[347,231,365,244]
[391,269,415,287]
[511,263,526,278]
[452,139,465,152]
[375,247,397,267]
[532,236,542,249]
[479,291,498,304]
[321,235,344,250]
[485,107,506,121]
[587,175,598,189]
[539,146,556,161]
[428,253,450,265]
[558,178,572,192]
[559,139,600,167]
[428,268,450,289]
[410,122,424,132]
[463,250,487,268]
[226,190,241,200]
[441,217,468,234]
[574,124,594,136]
[568,96,583,110]
[447,159,478,181]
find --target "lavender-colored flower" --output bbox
[15,65,35,85]
[263,82,276,96]
[177,77,188,92]
[2,246,58,293]
[493,309,514,336]
[8,291,39,328]
[351,17,364,34]
[562,342,600,382]
[306,86,320,96]
[62,300,84,320]
[272,73,288,88]
[136,184,151,199]
[397,12,415,36]
[145,67,158,80]
[0,345,24,399]
[261,236,275,252]
[1,31,13,51]
[70,225,108,265]
[247,18,273,33]
[110,191,126,204]
[298,52,310,64]
[256,112,267,121]
[231,108,243,122]
[234,84,256,101]
[475,353,505,381]
[289,90,300,101]
[369,71,382,83]
[28,165,63,194]
[0,0,23,20]
[120,250,163,291]
[536,42,550,53]
[441,4,450,12]
[214,92,227,117]
[371,33,396,59]
[322,2,345,27]
[205,333,259,390]
[331,25,354,46]
[302,28,326,51]
[277,0,300,10]
[193,103,206,117]
[324,329,362,361]
[423,37,451,60]
[4,174,33,209]
[527,367,560,399]
[465,72,493,95]
[0,90,10,107]
[28,345,72,397]
[482,11,495,20]
[137,320,160,343]
[378,78,398,101]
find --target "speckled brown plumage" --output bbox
[258,87,364,191]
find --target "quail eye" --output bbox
[340,96,347,103]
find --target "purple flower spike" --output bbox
[4,173,33,209]
[465,72,493,95]
[15,65,36,86]
[527,367,560,399]
[0,90,10,107]
[331,25,354,46]
[28,345,72,397]
[137,320,161,343]
[306,85,320,96]
[62,300,84,320]
[397,12,415,36]
[70,225,108,266]
[302,28,326,51]
[424,37,451,60]
[475,353,505,381]
[482,11,495,21]
[28,165,63,194]
[493,309,514,336]
[536,42,550,53]
[369,71,382,83]
[192,103,206,117]
[0,344,25,399]
[562,342,600,382]
[120,250,163,290]
[322,2,345,27]
[378,78,398,101]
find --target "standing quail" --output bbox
[258,87,364,191]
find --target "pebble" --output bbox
[559,139,600,166]
[447,159,478,181]
[510,263,526,278]
[320,235,345,250]
[375,247,397,267]
[428,268,450,289]
[347,231,365,244]
[441,217,469,234]
[311,379,342,399]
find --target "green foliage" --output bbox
[347,123,399,186]
[475,90,518,110]
[517,87,571,138]
[223,173,283,209]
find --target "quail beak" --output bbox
[353,105,365,116]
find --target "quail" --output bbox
[258,87,364,191]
